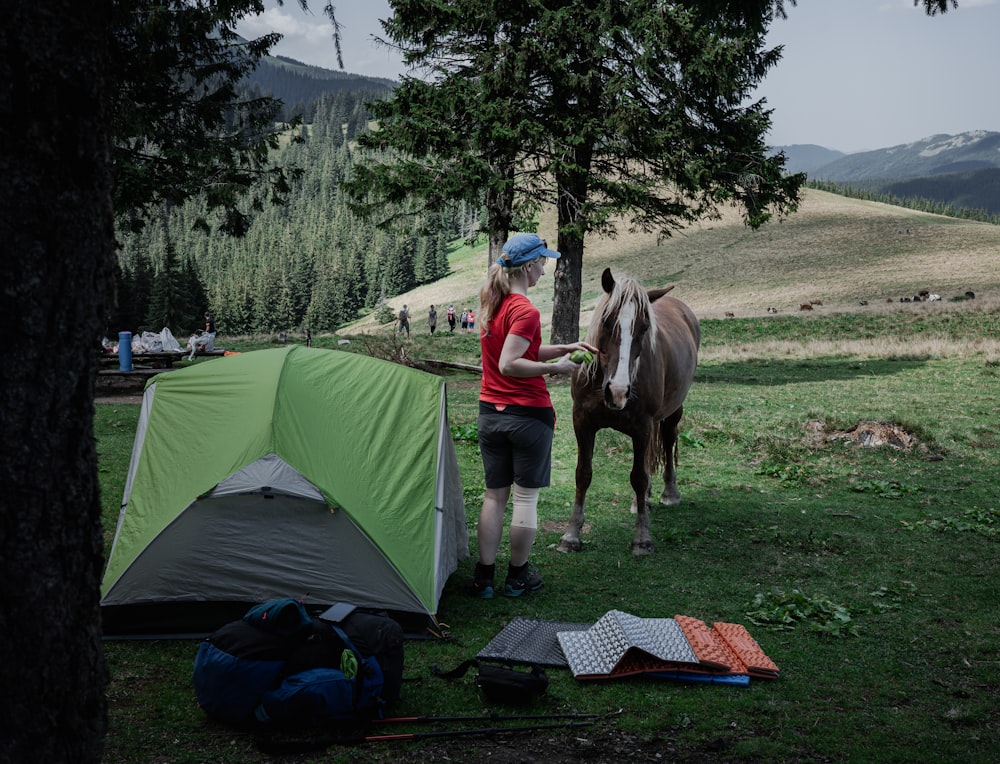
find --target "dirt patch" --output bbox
[540,520,592,535]
[95,378,144,405]
[810,419,921,451]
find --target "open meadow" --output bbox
[96,191,999,762]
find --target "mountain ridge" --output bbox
[244,53,1000,216]
[773,131,1000,215]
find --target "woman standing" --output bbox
[473,233,597,598]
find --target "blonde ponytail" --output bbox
[478,259,528,336]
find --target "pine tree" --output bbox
[349,0,806,343]
[181,256,210,332]
[143,237,188,333]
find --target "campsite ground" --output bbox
[96,390,144,405]
[312,726,722,762]
[96,191,1000,763]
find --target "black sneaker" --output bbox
[472,577,495,599]
[504,564,543,597]
[471,562,495,599]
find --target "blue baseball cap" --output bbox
[499,233,560,268]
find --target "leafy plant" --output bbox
[450,422,479,442]
[866,584,913,613]
[851,478,921,499]
[678,430,706,449]
[746,589,859,637]
[903,507,998,537]
[758,462,813,487]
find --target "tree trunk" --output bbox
[550,151,593,345]
[485,167,515,267]
[550,229,585,345]
[0,2,115,762]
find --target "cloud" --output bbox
[235,3,399,76]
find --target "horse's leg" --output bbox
[557,423,596,553]
[629,428,654,555]
[659,408,683,506]
[628,482,652,514]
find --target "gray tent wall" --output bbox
[101,350,470,638]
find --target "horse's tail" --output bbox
[645,423,665,477]
[645,418,680,476]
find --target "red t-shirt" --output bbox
[479,294,553,409]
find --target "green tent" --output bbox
[101,346,469,637]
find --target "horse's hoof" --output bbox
[660,487,680,505]
[631,541,655,556]
[557,537,582,553]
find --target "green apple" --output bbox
[570,350,594,364]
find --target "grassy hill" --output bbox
[344,188,999,336]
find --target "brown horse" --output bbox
[557,268,700,555]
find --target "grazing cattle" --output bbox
[810,300,823,306]
[799,303,813,311]
[724,311,735,318]
[558,268,700,556]
[859,300,869,306]
[766,306,778,314]
[966,291,976,299]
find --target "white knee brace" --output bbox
[511,483,539,529]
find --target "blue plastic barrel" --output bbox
[118,331,133,371]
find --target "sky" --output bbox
[236,0,1000,154]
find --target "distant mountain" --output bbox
[780,131,1000,217]
[769,144,846,175]
[809,131,1000,182]
[242,54,396,119]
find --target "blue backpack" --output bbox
[193,598,385,729]
[254,625,384,727]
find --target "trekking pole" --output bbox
[255,719,596,754]
[374,711,600,725]
[355,718,595,743]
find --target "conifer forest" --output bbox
[112,88,463,339]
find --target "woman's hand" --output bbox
[565,341,598,358]
[546,355,579,375]
[544,341,598,375]
[501,337,599,377]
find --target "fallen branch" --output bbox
[417,358,483,374]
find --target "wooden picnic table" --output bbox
[98,349,226,369]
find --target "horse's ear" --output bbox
[601,268,615,294]
[647,285,676,302]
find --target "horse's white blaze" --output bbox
[607,299,636,407]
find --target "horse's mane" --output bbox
[581,275,657,383]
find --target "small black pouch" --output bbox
[432,659,548,705]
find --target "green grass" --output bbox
[98,307,1000,763]
[699,306,996,348]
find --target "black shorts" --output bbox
[478,403,554,489]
